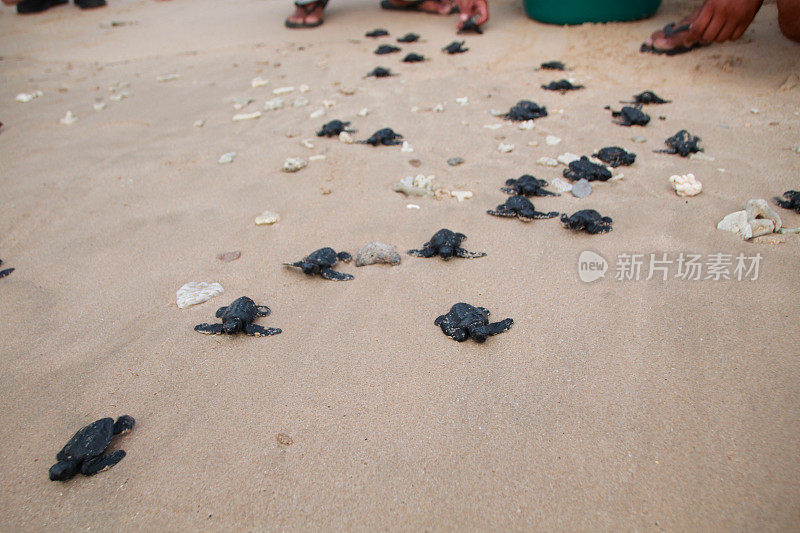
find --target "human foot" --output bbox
[285,0,327,28]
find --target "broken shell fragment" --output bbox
[59,111,77,125]
[309,108,325,119]
[355,242,402,267]
[93,102,106,111]
[194,119,206,127]
[176,282,224,309]
[401,141,414,153]
[545,135,562,146]
[218,152,237,164]
[217,251,241,262]
[357,108,369,117]
[232,111,262,121]
[538,157,558,167]
[255,210,280,225]
[282,157,308,172]
[339,131,354,144]
[273,86,295,95]
[15,90,43,103]
[293,97,310,107]
[447,157,465,166]
[392,174,437,197]
[251,77,270,88]
[301,138,315,149]
[451,190,473,202]
[157,73,180,82]
[264,98,284,111]
[518,120,535,130]
[669,173,702,197]
[232,97,254,110]
[551,177,573,193]
[557,153,580,166]
[497,143,514,153]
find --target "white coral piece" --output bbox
[176,282,224,309]
[670,173,702,197]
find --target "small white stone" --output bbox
[670,173,703,197]
[527,141,539,147]
[557,152,580,166]
[59,111,77,125]
[293,97,309,107]
[451,190,473,202]
[518,120,535,130]
[264,98,284,111]
[750,108,759,114]
[401,141,414,153]
[689,152,715,161]
[301,138,315,149]
[357,108,369,117]
[433,103,444,113]
[545,135,562,146]
[497,143,515,153]
[218,152,236,164]
[456,96,469,106]
[282,157,308,172]
[194,119,206,127]
[631,136,647,143]
[232,97,254,110]
[232,111,262,121]
[109,92,129,102]
[538,157,558,167]
[254,210,280,225]
[299,84,310,93]
[309,154,326,161]
[410,106,419,113]
[406,204,421,209]
[339,131,354,144]
[176,282,224,309]
[251,77,270,88]
[717,210,751,239]
[490,109,504,117]
[322,99,336,108]
[309,108,325,119]
[483,124,502,130]
[15,90,43,103]
[273,86,295,95]
[93,102,106,111]
[551,177,573,193]
[157,73,180,82]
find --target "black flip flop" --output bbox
[640,22,707,56]
[380,0,458,14]
[16,0,67,14]
[285,0,328,28]
[75,0,106,8]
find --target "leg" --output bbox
[320,268,354,281]
[434,314,449,327]
[256,306,271,317]
[245,324,282,337]
[447,326,469,341]
[285,0,327,28]
[778,0,800,41]
[407,247,437,258]
[215,306,228,318]
[487,318,513,336]
[531,210,560,220]
[80,450,126,476]
[194,323,224,335]
[454,248,486,259]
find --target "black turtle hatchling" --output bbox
[317,120,355,137]
[407,229,486,260]
[487,196,560,222]
[435,303,513,343]
[285,247,354,281]
[563,156,612,182]
[360,128,403,146]
[607,105,650,126]
[195,296,282,336]
[657,129,703,157]
[593,147,636,167]
[49,415,135,481]
[502,174,558,197]
[561,210,613,234]
[503,100,548,121]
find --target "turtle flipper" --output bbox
[454,248,486,259]
[0,268,14,279]
[194,323,225,335]
[256,305,271,317]
[407,247,437,258]
[320,268,354,281]
[448,327,469,342]
[246,324,282,337]
[434,314,448,327]
[336,251,352,263]
[215,306,228,318]
[80,450,126,476]
[488,208,516,218]
[500,187,518,194]
[487,318,514,336]
[283,261,303,269]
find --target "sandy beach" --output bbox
[1,0,799,529]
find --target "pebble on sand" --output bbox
[717,199,783,240]
[218,152,236,164]
[273,86,295,95]
[538,157,558,167]
[497,143,514,153]
[232,111,262,121]
[194,119,206,127]
[339,131,354,144]
[355,242,402,267]
[156,73,180,82]
[557,153,580,166]
[264,98,284,111]
[451,190,473,202]
[545,135,562,146]
[401,141,414,153]
[551,177,573,193]
[217,251,241,262]
[571,179,592,198]
[447,157,465,166]
[254,210,280,225]
[251,77,270,88]
[15,90,43,103]
[176,282,224,309]
[59,111,77,125]
[669,174,702,197]
[282,157,308,172]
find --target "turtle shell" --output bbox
[56,418,114,462]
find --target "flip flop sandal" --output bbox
[285,0,328,28]
[16,0,67,14]
[75,0,106,8]
[380,0,458,15]
[640,22,707,56]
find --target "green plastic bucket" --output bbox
[524,0,661,25]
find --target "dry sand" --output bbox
[1,0,799,529]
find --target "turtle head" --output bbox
[438,244,454,258]
[467,324,488,343]
[49,460,80,482]
[223,317,243,334]
[301,262,317,274]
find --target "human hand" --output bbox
[455,0,488,30]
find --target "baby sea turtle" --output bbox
[640,22,705,55]
[317,120,355,137]
[365,28,389,37]
[407,229,486,260]
[657,129,703,157]
[488,196,560,222]
[538,60,566,70]
[502,174,558,197]
[0,259,13,279]
[443,41,468,54]
[561,209,613,234]
[503,100,548,121]
[375,44,401,55]
[542,79,584,92]
[458,16,483,34]
[563,156,612,182]
[397,32,420,43]
[775,190,800,213]
[285,247,353,280]
[402,53,426,63]
[435,303,513,343]
[195,296,282,336]
[607,105,650,126]
[366,66,395,78]
[360,128,403,146]
[623,90,670,105]
[593,147,636,167]
[49,415,135,481]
